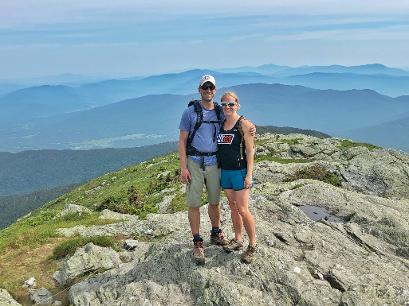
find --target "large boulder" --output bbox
[53,243,121,286]
[0,289,21,306]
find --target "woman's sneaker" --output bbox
[223,239,243,253]
[193,240,205,265]
[210,230,229,246]
[241,245,257,264]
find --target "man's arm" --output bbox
[179,131,191,184]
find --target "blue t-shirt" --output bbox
[179,102,224,166]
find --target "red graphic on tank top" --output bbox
[217,133,235,144]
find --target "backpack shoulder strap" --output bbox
[213,102,222,123]
[237,116,246,160]
[187,100,203,148]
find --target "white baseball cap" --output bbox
[199,74,216,87]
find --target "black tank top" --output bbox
[217,118,247,170]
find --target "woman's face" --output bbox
[221,96,239,116]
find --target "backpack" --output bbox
[186,100,222,156]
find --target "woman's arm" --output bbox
[242,119,255,187]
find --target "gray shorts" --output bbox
[186,158,221,208]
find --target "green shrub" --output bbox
[284,165,342,187]
[52,236,117,259]
[338,139,379,151]
[256,155,310,164]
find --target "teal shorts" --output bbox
[220,168,253,191]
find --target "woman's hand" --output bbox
[244,175,252,189]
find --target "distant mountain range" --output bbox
[0,83,408,152]
[0,63,408,152]
[1,64,409,126]
[217,63,409,77]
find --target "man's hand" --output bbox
[249,122,256,137]
[180,168,192,184]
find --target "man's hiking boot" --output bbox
[241,245,257,264]
[193,240,205,265]
[223,238,243,253]
[210,230,229,246]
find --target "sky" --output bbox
[0,0,409,79]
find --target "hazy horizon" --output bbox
[1,1,408,78]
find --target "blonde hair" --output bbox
[221,91,239,104]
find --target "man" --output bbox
[178,75,229,265]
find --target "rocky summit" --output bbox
[1,133,409,305]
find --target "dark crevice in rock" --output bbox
[273,232,290,245]
[345,229,383,256]
[323,273,346,292]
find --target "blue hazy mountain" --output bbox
[0,85,90,124]
[343,112,409,152]
[0,83,27,96]
[77,69,274,107]
[217,64,291,75]
[222,63,409,77]
[282,72,409,97]
[1,84,408,152]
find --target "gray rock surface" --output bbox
[0,289,21,306]
[29,287,53,305]
[99,209,138,221]
[56,134,409,305]
[57,203,92,218]
[53,243,122,286]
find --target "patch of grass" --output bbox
[256,155,311,164]
[0,211,117,252]
[284,164,342,187]
[168,192,187,213]
[255,138,272,146]
[338,139,380,151]
[52,236,118,259]
[279,138,303,145]
[132,233,170,243]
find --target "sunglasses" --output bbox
[201,84,215,90]
[221,102,237,107]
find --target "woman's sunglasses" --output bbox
[221,102,237,107]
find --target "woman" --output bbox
[217,91,257,264]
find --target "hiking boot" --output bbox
[241,245,257,264]
[223,238,243,253]
[193,240,205,265]
[210,230,229,246]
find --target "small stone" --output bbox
[293,267,301,274]
[314,270,324,280]
[123,239,138,251]
[266,239,275,247]
[24,277,36,288]
[145,229,154,235]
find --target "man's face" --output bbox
[199,82,216,102]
